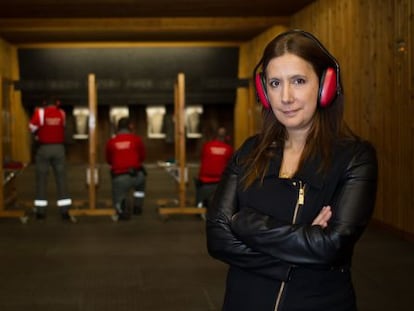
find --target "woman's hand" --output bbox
[312,206,332,228]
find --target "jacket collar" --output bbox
[268,147,325,190]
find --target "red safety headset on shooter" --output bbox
[254,29,342,109]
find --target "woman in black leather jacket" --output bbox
[206,30,378,311]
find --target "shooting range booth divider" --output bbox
[157,72,206,219]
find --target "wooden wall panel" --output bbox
[0,39,14,164]
[394,0,414,234]
[0,39,13,75]
[289,0,414,236]
[10,50,31,164]
[0,38,30,164]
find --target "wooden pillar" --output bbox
[176,73,187,208]
[69,74,114,219]
[158,73,206,217]
[88,73,97,210]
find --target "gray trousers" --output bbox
[111,170,146,214]
[34,144,71,214]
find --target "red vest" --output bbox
[106,132,146,174]
[199,140,233,183]
[29,106,65,144]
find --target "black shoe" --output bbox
[117,212,130,221]
[35,213,46,220]
[117,199,131,220]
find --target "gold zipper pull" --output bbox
[298,182,305,205]
[292,181,305,224]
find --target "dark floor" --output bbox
[0,164,413,311]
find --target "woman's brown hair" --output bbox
[241,30,356,189]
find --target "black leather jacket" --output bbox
[206,135,378,310]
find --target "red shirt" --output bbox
[198,139,233,183]
[106,131,146,175]
[29,105,66,144]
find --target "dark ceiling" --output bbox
[0,0,315,43]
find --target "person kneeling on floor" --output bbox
[105,117,146,220]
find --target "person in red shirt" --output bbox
[195,127,233,208]
[29,96,72,220]
[106,117,146,220]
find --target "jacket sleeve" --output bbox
[231,141,378,266]
[206,146,292,281]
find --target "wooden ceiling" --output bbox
[0,0,315,44]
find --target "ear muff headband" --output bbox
[254,30,342,109]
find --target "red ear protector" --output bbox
[318,67,337,108]
[254,30,341,109]
[255,72,270,109]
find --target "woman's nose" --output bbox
[281,84,293,104]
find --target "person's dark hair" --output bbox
[117,117,132,131]
[242,30,356,188]
[42,95,59,107]
[216,127,227,142]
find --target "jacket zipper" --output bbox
[292,181,305,224]
[273,282,286,311]
[273,180,305,311]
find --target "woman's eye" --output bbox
[294,78,306,85]
[269,80,280,87]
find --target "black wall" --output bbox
[17,46,241,107]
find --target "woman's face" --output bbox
[265,53,319,133]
